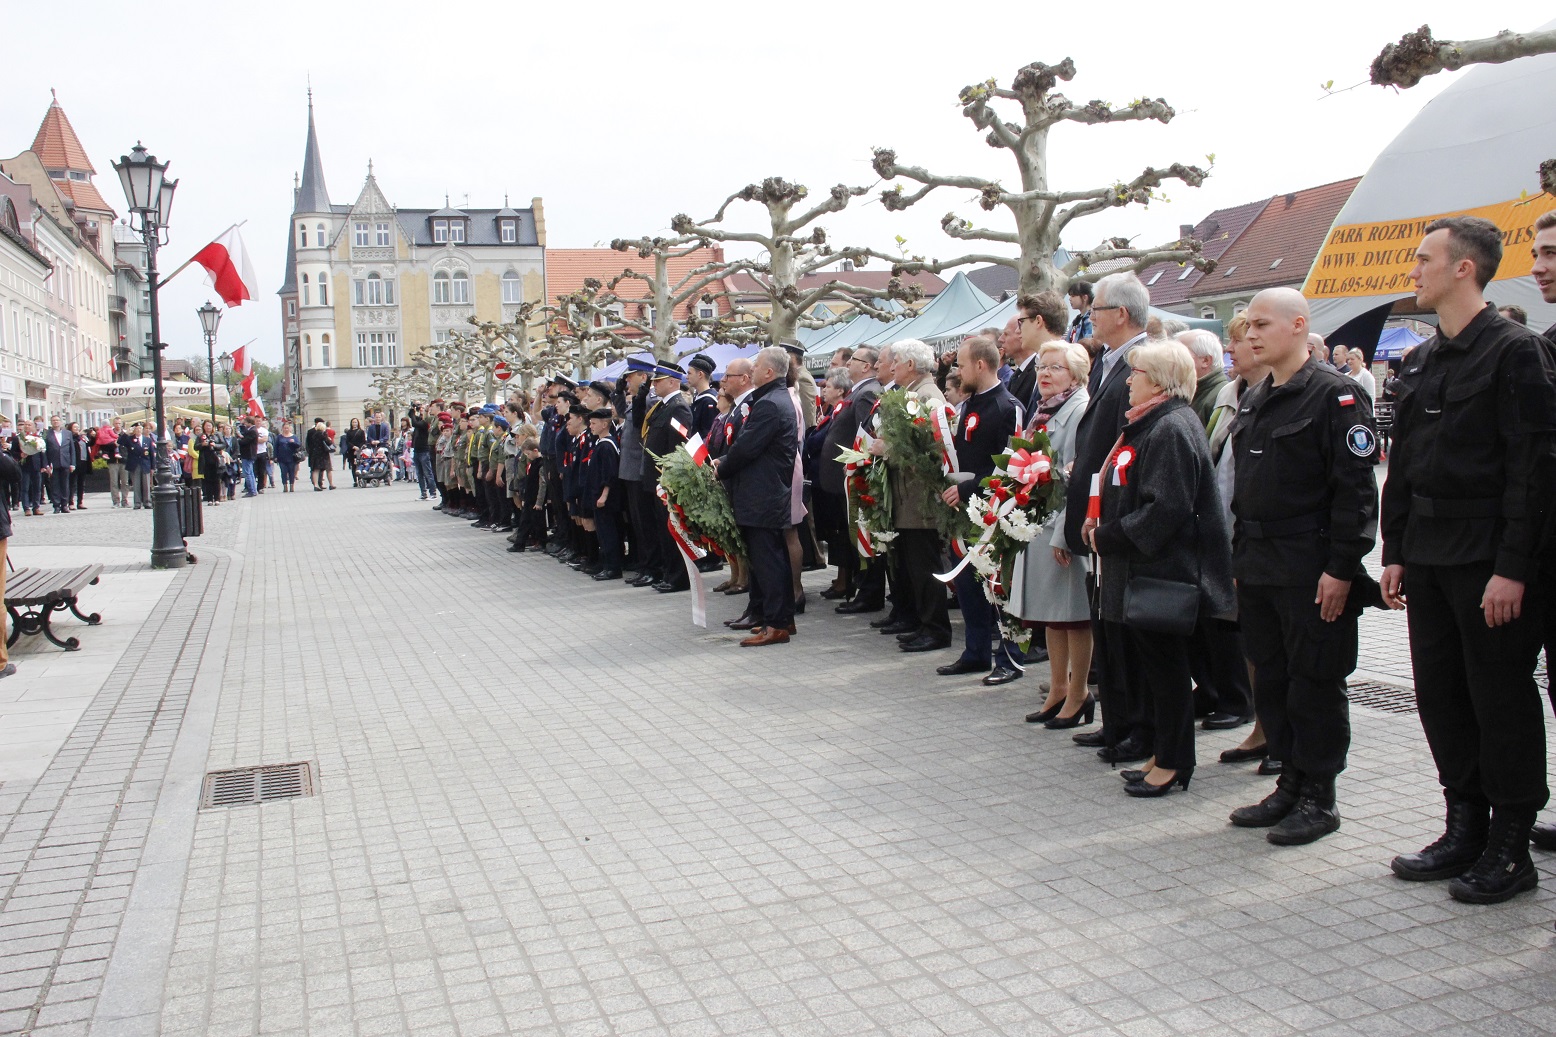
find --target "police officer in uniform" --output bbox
[1381,217,1556,904]
[641,362,693,593]
[1228,287,1378,847]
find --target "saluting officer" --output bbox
[1381,217,1556,905]
[641,362,693,593]
[1228,286,1378,847]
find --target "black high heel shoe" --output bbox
[1025,702,1063,724]
[793,594,807,615]
[1123,768,1193,797]
[1119,767,1152,783]
[1044,694,1096,730]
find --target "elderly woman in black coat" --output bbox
[1083,339,1236,798]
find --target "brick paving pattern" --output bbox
[1,481,1554,1036]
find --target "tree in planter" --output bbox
[670,177,923,347]
[1371,24,1556,197]
[871,58,1215,295]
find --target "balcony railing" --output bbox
[109,294,127,314]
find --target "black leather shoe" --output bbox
[1257,758,1284,776]
[725,614,759,631]
[1025,645,1049,664]
[506,544,523,553]
[870,614,906,629]
[900,634,952,653]
[1266,777,1341,845]
[1098,738,1150,764]
[653,581,689,593]
[1072,730,1106,748]
[1025,703,1062,724]
[895,629,925,642]
[1531,821,1556,852]
[1449,809,1540,904]
[1119,768,1150,784]
[836,600,884,615]
[1392,792,1489,882]
[593,570,622,581]
[1202,712,1252,731]
[936,658,986,676]
[1230,771,1302,828]
[1219,744,1269,763]
[819,587,850,601]
[879,620,918,636]
[1124,769,1191,797]
[630,574,657,588]
[982,664,1023,686]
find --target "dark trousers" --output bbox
[49,467,71,511]
[595,508,622,573]
[894,528,951,640]
[649,491,687,589]
[628,479,660,577]
[21,470,42,511]
[1189,618,1254,718]
[414,451,435,496]
[951,564,1024,669]
[743,525,792,628]
[1407,561,1548,812]
[854,553,887,606]
[1128,627,1197,771]
[1095,618,1145,747]
[1239,582,1354,779]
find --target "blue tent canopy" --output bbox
[1373,325,1426,361]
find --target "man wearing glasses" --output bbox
[1012,292,1068,414]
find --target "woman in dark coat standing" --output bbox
[194,420,222,505]
[305,418,333,490]
[342,418,366,486]
[274,422,301,492]
[1084,339,1236,798]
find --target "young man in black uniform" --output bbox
[1227,287,1378,847]
[585,409,624,580]
[1382,217,1556,904]
[1528,210,1556,853]
[641,363,693,593]
[687,354,719,438]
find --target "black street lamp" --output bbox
[218,352,233,423]
[112,142,186,569]
[197,300,222,426]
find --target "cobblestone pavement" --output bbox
[3,480,1556,1036]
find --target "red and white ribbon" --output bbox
[657,483,709,628]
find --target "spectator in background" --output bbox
[1180,329,1229,426]
[1498,304,1528,326]
[274,421,301,492]
[127,421,154,509]
[1067,281,1094,344]
[43,416,76,514]
[1342,346,1377,400]
[0,443,17,676]
[17,420,45,516]
[1307,332,1328,363]
[99,418,128,508]
[69,422,90,509]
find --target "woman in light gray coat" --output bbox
[1009,342,1093,727]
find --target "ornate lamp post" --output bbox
[217,352,233,423]
[112,143,185,569]
[197,300,222,426]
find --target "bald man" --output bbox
[1227,287,1379,847]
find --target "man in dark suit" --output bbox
[43,415,76,514]
[936,335,1024,679]
[819,348,878,603]
[836,346,894,616]
[640,362,693,592]
[715,346,798,646]
[1062,272,1153,762]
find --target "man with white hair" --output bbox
[1180,329,1228,426]
[1063,272,1154,763]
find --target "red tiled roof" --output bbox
[1196,178,1361,298]
[728,269,946,297]
[1139,198,1270,306]
[57,178,113,214]
[30,100,95,174]
[546,247,735,325]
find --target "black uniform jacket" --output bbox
[1231,357,1379,586]
[641,390,692,475]
[951,381,1020,503]
[715,379,796,529]
[691,389,718,438]
[1063,337,1142,553]
[1381,304,1556,582]
[584,435,622,512]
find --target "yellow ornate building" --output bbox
[279,98,545,426]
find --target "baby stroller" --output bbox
[354,446,392,487]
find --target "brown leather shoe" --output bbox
[712,579,733,593]
[740,627,791,647]
[722,584,748,596]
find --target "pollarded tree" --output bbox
[579,237,746,362]
[1371,24,1556,196]
[872,58,1214,295]
[669,178,922,347]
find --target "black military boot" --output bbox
[1229,769,1301,828]
[1530,821,1556,852]
[1391,791,1489,881]
[1266,775,1340,845]
[1448,807,1539,904]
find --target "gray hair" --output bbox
[1129,340,1197,401]
[891,338,934,375]
[756,345,790,378]
[824,367,853,392]
[1095,272,1150,329]
[1176,329,1223,362]
[1037,341,1091,384]
[1158,319,1190,339]
[876,343,895,364]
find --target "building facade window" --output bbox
[500,220,516,243]
[448,221,465,243]
[451,272,469,304]
[318,272,329,306]
[298,225,308,247]
[501,272,522,304]
[697,304,716,320]
[354,273,396,306]
[316,222,326,245]
[301,273,310,306]
[287,299,296,317]
[433,272,450,304]
[355,331,398,368]
[375,222,391,246]
[432,220,448,243]
[354,223,369,246]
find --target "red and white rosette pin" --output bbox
[1113,446,1136,486]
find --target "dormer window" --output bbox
[500,220,517,244]
[449,221,465,244]
[433,220,448,243]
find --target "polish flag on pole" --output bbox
[190,227,259,307]
[230,344,252,377]
[670,418,709,465]
[240,370,258,399]
[247,395,267,420]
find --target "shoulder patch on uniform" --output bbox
[1337,392,1356,407]
[1345,424,1375,457]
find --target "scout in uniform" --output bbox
[585,408,624,580]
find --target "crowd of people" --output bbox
[402,213,1556,909]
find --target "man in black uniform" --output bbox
[1381,217,1556,904]
[641,362,693,593]
[687,353,719,438]
[1227,286,1378,847]
[1528,210,1556,853]
[935,335,1025,679]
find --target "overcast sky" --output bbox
[3,1,1548,365]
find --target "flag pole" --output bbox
[157,220,247,290]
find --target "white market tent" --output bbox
[72,379,232,410]
[1304,24,1556,337]
[860,272,994,346]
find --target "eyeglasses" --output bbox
[1037,364,1069,374]
[1016,317,1028,327]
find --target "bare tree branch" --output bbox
[1371,24,1556,88]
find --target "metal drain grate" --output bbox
[1348,680,1418,715]
[201,762,316,808]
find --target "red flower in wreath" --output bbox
[982,511,998,526]
[1015,491,1031,507]
[860,494,877,506]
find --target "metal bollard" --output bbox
[179,484,204,537]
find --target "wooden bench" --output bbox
[5,565,104,652]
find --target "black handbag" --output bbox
[1122,575,1200,636]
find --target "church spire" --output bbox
[294,90,332,214]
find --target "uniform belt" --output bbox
[1240,511,1328,539]
[1410,495,1501,519]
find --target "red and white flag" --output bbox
[684,432,708,466]
[240,369,259,401]
[230,344,253,377]
[247,395,266,420]
[191,227,258,308]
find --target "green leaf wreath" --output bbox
[652,445,746,560]
[874,389,968,541]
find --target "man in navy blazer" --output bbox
[42,415,77,513]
